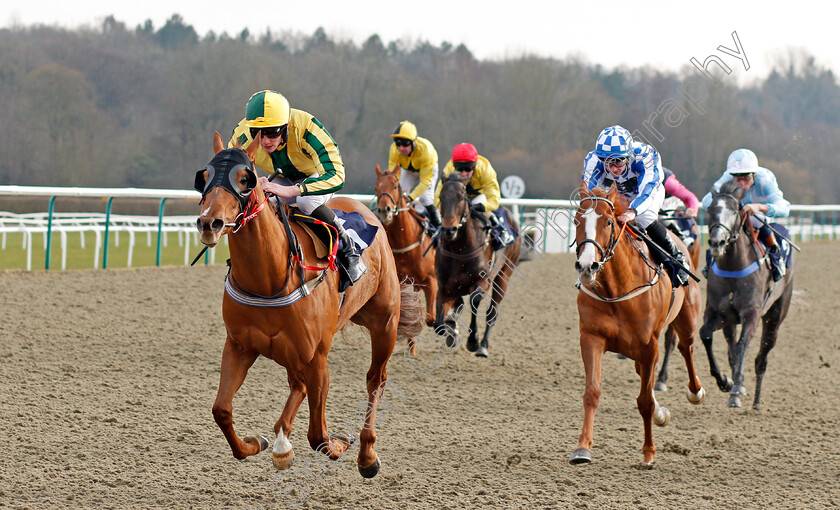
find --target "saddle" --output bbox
[286,208,379,289]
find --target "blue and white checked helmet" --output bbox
[594,125,633,159]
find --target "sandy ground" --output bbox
[1,242,839,509]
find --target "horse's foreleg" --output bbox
[729,311,760,407]
[212,337,266,460]
[570,335,605,465]
[272,372,307,469]
[422,277,438,328]
[467,288,484,354]
[636,343,663,468]
[655,326,677,391]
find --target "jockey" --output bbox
[434,142,515,249]
[228,90,366,285]
[583,125,689,287]
[701,148,790,282]
[388,120,441,234]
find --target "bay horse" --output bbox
[195,132,423,478]
[655,199,702,391]
[571,185,705,468]
[433,174,521,358]
[373,164,438,338]
[699,179,795,410]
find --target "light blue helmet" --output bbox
[726,148,760,175]
[594,125,633,159]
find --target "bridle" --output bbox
[707,192,746,250]
[575,196,623,267]
[439,180,472,235]
[375,178,412,217]
[437,180,488,261]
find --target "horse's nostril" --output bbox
[590,262,601,272]
[211,219,225,232]
[574,261,582,272]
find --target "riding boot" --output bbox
[488,212,514,249]
[763,234,786,282]
[309,204,367,285]
[645,220,689,287]
[424,204,442,235]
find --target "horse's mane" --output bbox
[719,179,744,197]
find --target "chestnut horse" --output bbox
[373,164,438,336]
[434,174,521,358]
[699,180,795,410]
[655,200,702,391]
[571,186,705,468]
[195,133,422,478]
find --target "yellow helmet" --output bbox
[245,90,290,128]
[391,120,417,141]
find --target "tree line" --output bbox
[1,14,838,207]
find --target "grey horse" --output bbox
[700,180,795,410]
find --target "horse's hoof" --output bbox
[752,403,762,412]
[358,456,381,478]
[475,346,489,358]
[727,395,742,408]
[654,381,668,392]
[639,461,656,470]
[686,386,706,404]
[466,338,479,352]
[273,449,295,470]
[244,435,270,452]
[719,375,734,392]
[616,353,628,360]
[444,334,456,348]
[732,385,747,396]
[654,406,670,426]
[569,449,591,465]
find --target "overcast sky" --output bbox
[3,1,836,84]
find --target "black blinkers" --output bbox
[194,148,257,210]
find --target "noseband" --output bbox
[575,196,621,265]
[440,181,471,234]
[707,193,746,249]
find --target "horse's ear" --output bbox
[213,132,224,154]
[375,163,382,176]
[245,132,260,161]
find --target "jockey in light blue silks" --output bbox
[701,148,790,282]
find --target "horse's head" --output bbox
[706,179,745,257]
[438,174,471,241]
[194,132,261,247]
[573,185,625,284]
[374,164,403,225]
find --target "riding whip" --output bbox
[625,223,701,282]
[754,213,801,252]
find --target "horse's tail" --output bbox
[397,283,424,344]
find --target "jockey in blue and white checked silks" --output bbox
[582,125,664,231]
[581,125,689,286]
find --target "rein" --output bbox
[437,181,489,261]
[575,195,665,302]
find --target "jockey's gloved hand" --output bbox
[471,203,485,213]
[403,193,413,203]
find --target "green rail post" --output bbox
[45,196,57,270]
[103,196,114,269]
[156,198,167,266]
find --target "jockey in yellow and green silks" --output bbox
[227,89,365,284]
